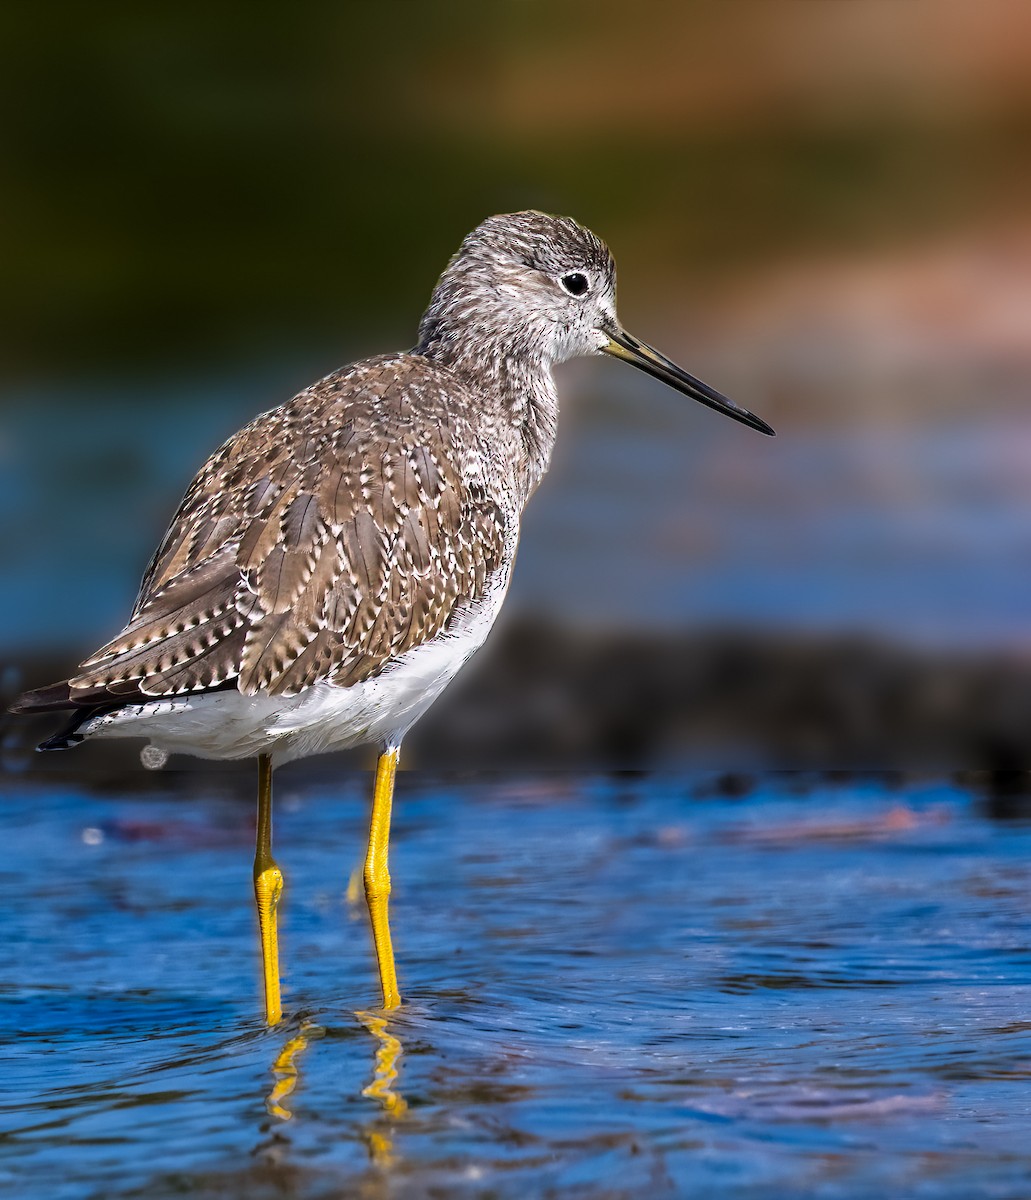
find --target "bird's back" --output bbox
[16,352,518,718]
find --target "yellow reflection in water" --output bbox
[357,1009,407,1167]
[258,1006,406,1165]
[265,1019,323,1121]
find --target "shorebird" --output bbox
[12,211,773,1024]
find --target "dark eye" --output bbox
[560,272,589,297]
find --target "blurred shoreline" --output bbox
[5,619,1031,785]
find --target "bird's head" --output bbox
[417,210,773,436]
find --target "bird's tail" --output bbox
[8,679,95,751]
[8,680,73,714]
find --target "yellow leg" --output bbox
[254,753,283,1026]
[364,746,401,1010]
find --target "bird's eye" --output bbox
[560,272,590,297]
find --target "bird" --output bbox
[11,211,774,1025]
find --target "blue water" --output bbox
[6,369,1031,654]
[3,773,1030,1198]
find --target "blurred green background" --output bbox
[4,0,1031,767]
[5,1,1030,376]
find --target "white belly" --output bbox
[79,569,511,766]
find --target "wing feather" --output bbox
[63,356,509,708]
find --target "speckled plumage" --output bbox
[75,353,512,703]
[14,210,771,764]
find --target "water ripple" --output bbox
[2,774,1030,1197]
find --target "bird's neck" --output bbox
[416,334,560,503]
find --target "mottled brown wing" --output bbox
[68,360,508,703]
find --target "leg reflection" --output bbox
[265,1018,323,1121]
[356,1009,407,1167]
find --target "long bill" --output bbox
[602,327,775,436]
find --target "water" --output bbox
[3,773,1030,1198]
